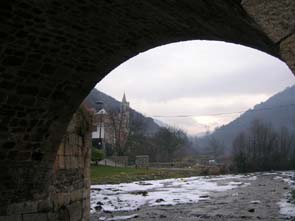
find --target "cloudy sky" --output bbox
[96,40,295,135]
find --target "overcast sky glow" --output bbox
[96,40,295,135]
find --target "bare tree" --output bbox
[205,136,225,161]
[107,110,129,156]
[232,119,295,172]
[232,132,248,172]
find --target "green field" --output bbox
[91,165,158,184]
[90,165,221,184]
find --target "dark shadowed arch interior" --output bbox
[0,0,294,219]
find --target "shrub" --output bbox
[92,148,105,162]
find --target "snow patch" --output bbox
[99,214,139,221]
[91,174,255,213]
[246,176,257,181]
[277,171,295,218]
[278,198,295,217]
[251,200,261,204]
[274,176,283,180]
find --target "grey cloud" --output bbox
[96,41,294,134]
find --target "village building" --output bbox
[91,94,130,156]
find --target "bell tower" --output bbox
[120,93,130,130]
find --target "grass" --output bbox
[91,165,153,182]
[91,166,179,184]
[91,165,225,185]
[91,165,169,184]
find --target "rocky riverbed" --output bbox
[90,171,295,220]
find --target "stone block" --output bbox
[68,202,82,221]
[64,193,71,206]
[57,142,64,155]
[0,215,22,221]
[7,201,38,215]
[83,178,90,189]
[38,199,52,212]
[78,156,83,168]
[65,137,73,155]
[135,155,149,168]
[56,192,71,208]
[64,156,72,169]
[49,193,59,211]
[57,192,72,208]
[78,136,82,147]
[56,193,64,208]
[66,120,76,133]
[2,56,24,66]
[82,188,90,199]
[47,212,57,221]
[83,198,90,218]
[71,156,78,169]
[71,189,83,202]
[82,199,90,221]
[23,213,48,221]
[280,33,295,74]
[69,134,78,147]
[56,154,65,169]
[77,145,82,156]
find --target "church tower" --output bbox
[120,93,130,130]
[121,93,129,111]
[114,92,130,154]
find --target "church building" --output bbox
[92,93,130,156]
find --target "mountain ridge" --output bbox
[84,88,160,136]
[198,85,295,153]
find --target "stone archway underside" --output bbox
[0,0,294,220]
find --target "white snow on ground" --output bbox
[262,172,278,175]
[276,171,295,217]
[247,176,257,181]
[280,171,295,185]
[90,174,256,213]
[274,176,283,180]
[278,197,295,217]
[251,200,261,204]
[99,214,139,221]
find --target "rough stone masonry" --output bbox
[0,106,92,221]
[0,0,294,220]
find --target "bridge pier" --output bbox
[0,107,92,221]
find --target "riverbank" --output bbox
[91,165,224,185]
[90,171,295,220]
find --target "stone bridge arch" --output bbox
[0,0,294,220]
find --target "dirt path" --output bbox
[90,172,295,221]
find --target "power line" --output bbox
[151,103,295,118]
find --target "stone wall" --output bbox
[0,106,92,221]
[52,107,92,221]
[242,0,295,73]
[110,156,129,167]
[136,155,149,169]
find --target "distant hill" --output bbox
[153,119,170,128]
[84,88,160,136]
[198,85,295,153]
